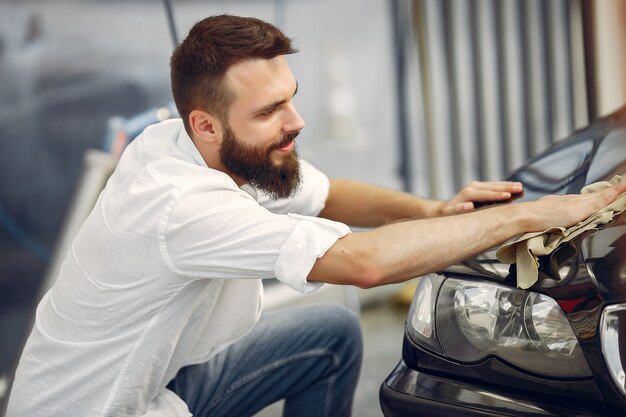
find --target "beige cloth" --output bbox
[496,174,626,289]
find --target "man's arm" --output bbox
[309,181,626,288]
[318,179,523,227]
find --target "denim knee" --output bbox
[312,303,363,364]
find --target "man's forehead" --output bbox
[225,56,296,101]
[228,56,286,77]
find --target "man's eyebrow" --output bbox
[254,81,299,114]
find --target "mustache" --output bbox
[270,130,301,151]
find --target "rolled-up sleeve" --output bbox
[275,214,351,293]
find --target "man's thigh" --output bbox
[167,302,362,417]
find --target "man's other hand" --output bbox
[437,181,524,216]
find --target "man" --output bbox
[7,14,626,417]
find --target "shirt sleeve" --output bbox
[159,185,350,294]
[255,159,330,216]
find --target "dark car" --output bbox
[380,107,626,416]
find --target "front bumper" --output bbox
[380,360,607,417]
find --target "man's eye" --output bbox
[260,108,276,117]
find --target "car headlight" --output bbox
[406,275,592,378]
[406,274,445,354]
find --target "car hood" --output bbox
[445,106,626,300]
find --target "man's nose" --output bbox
[283,103,305,132]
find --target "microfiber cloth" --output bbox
[496,174,626,289]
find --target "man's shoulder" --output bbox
[113,119,252,207]
[119,119,231,189]
[146,159,236,194]
[142,118,185,138]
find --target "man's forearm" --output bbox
[310,202,528,288]
[319,178,525,227]
[319,179,441,227]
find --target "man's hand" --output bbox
[436,181,524,216]
[522,180,626,231]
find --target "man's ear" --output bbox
[189,110,223,144]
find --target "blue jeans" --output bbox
[167,303,363,417]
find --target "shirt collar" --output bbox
[176,125,208,168]
[239,183,259,201]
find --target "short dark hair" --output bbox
[170,14,297,134]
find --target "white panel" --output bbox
[450,0,480,185]
[403,0,432,197]
[594,0,626,116]
[569,0,588,128]
[501,0,527,171]
[548,0,574,142]
[423,0,455,198]
[524,0,551,155]
[476,0,504,180]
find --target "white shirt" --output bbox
[7,119,350,417]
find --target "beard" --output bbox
[219,124,302,200]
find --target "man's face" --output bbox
[219,121,301,199]
[218,56,306,199]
